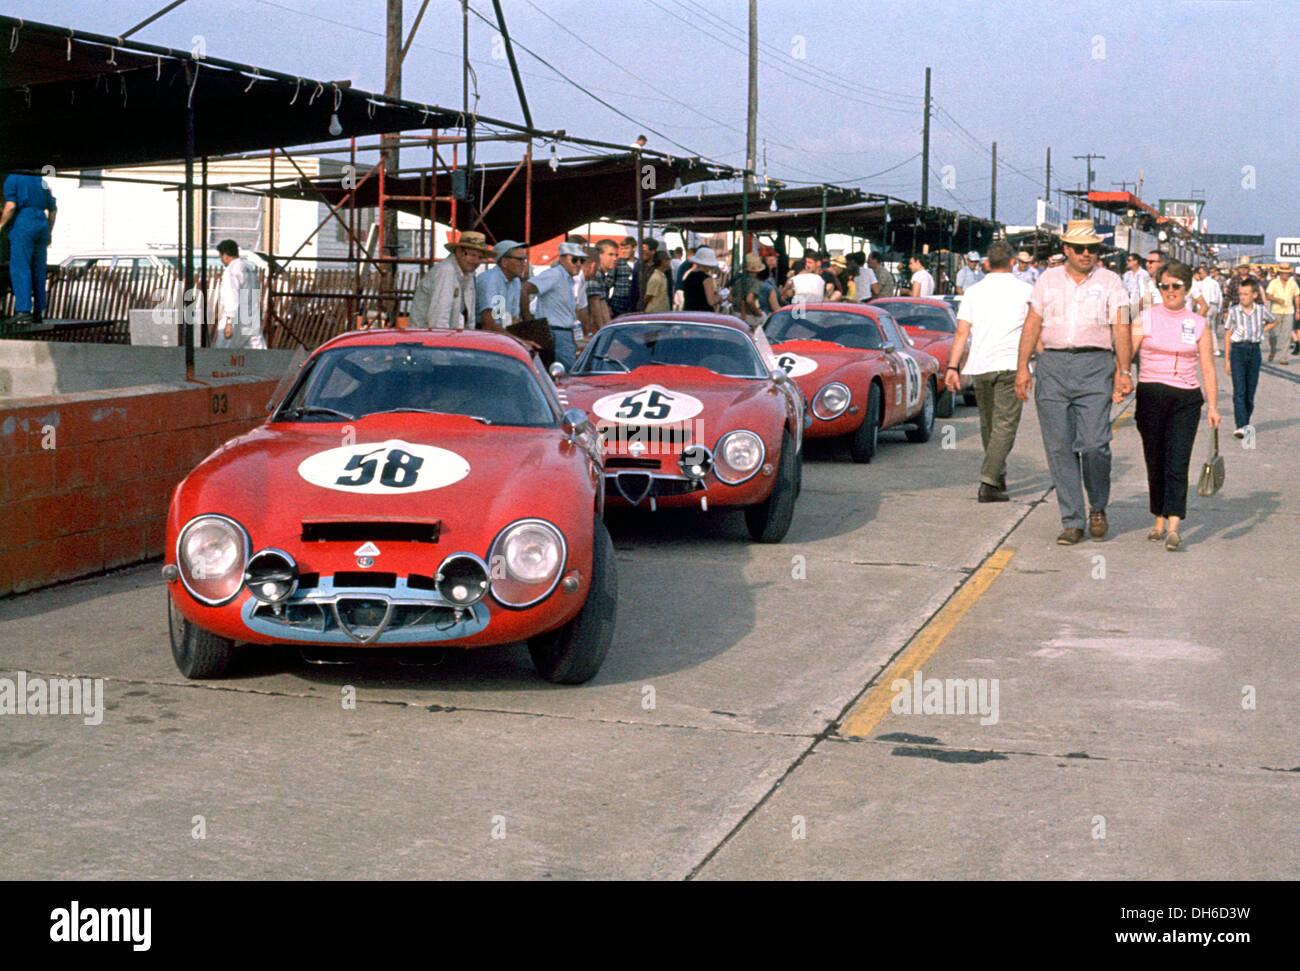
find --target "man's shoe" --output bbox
[1268,351,1275,362]
[1056,528,1085,545]
[1280,360,1290,366]
[997,475,1007,492]
[7,311,35,326]
[978,483,1009,503]
[1233,427,1246,439]
[1088,509,1108,539]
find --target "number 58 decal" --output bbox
[592,384,704,426]
[298,440,470,494]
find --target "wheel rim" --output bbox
[923,385,934,427]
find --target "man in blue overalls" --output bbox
[0,173,58,324]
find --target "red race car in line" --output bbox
[557,312,805,543]
[763,302,939,463]
[164,329,616,684]
[869,296,975,413]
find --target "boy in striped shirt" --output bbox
[1223,279,1277,438]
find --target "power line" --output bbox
[670,0,923,108]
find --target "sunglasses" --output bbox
[1157,282,1185,291]
[1071,244,1101,254]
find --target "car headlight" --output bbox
[177,514,249,605]
[489,519,567,608]
[812,382,852,420]
[244,549,299,604]
[714,430,765,484]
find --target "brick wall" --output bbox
[0,376,280,598]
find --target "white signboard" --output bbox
[1036,198,1061,231]
[1275,238,1300,262]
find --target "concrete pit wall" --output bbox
[0,376,281,598]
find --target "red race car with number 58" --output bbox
[163,329,617,685]
[869,296,974,412]
[557,312,805,543]
[764,302,939,463]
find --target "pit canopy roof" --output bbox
[650,194,998,254]
[0,15,462,170]
[261,153,725,246]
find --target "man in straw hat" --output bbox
[1016,219,1133,545]
[410,230,493,329]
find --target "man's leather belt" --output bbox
[1043,346,1111,354]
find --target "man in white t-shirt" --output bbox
[850,252,876,302]
[908,255,935,297]
[946,240,1032,501]
[787,254,828,305]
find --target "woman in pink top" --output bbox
[1125,261,1221,550]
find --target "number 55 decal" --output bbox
[298,440,470,494]
[901,355,922,411]
[593,384,704,425]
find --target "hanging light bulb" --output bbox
[673,176,683,191]
[548,143,559,171]
[769,197,778,212]
[328,112,343,137]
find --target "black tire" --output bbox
[963,389,977,407]
[906,380,936,443]
[744,430,798,543]
[935,385,955,418]
[168,595,235,679]
[849,382,882,463]
[528,517,618,684]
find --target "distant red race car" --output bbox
[764,302,939,462]
[558,312,805,543]
[164,329,616,684]
[869,296,974,412]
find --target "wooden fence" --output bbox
[1,264,427,350]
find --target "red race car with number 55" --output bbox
[163,329,617,685]
[764,302,939,462]
[557,312,805,543]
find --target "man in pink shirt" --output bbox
[1015,220,1134,545]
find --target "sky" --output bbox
[10,0,1299,253]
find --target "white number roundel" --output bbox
[902,355,922,411]
[592,384,704,425]
[775,352,818,378]
[298,439,470,494]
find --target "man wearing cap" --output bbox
[1263,262,1298,364]
[410,231,492,329]
[521,241,587,370]
[1016,219,1133,545]
[1014,251,1039,285]
[955,251,984,294]
[476,239,526,333]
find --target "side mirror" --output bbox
[769,367,790,384]
[561,408,590,437]
[881,342,897,353]
[549,361,567,380]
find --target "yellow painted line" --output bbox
[839,547,1015,739]
[1111,411,1132,431]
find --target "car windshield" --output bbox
[875,301,957,333]
[577,323,766,377]
[275,344,558,427]
[764,309,883,350]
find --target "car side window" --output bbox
[874,310,906,348]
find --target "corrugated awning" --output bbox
[259,153,725,245]
[0,15,461,170]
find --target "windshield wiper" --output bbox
[364,408,492,424]
[588,353,631,372]
[283,405,354,421]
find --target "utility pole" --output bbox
[1045,147,1051,202]
[743,0,757,254]
[921,67,931,208]
[990,141,997,223]
[383,0,401,313]
[1073,152,1105,219]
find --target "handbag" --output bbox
[1196,426,1225,497]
